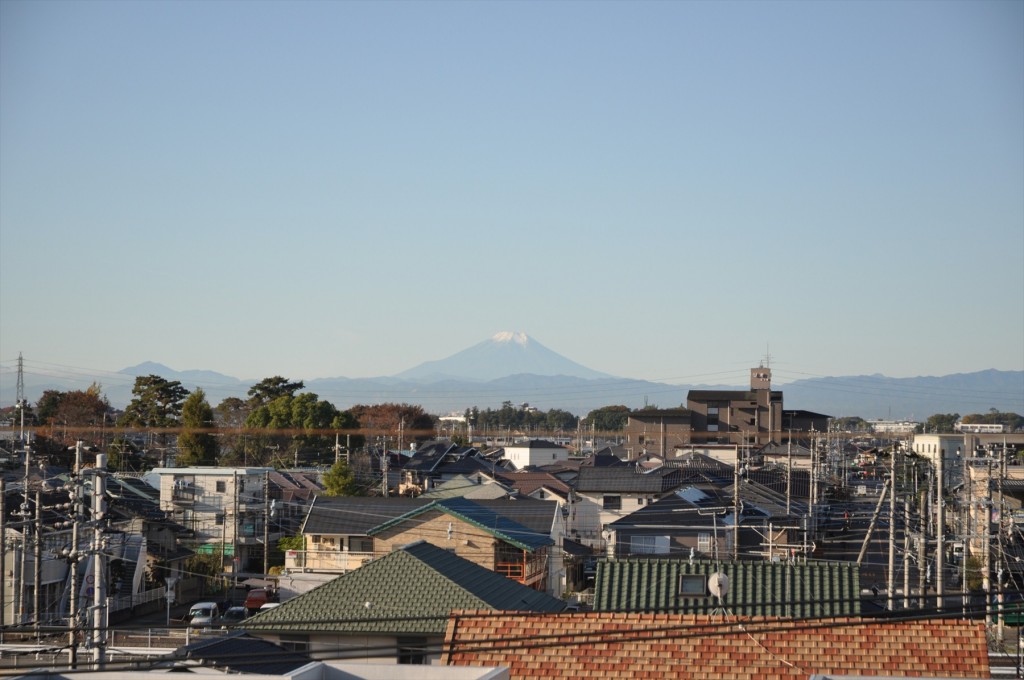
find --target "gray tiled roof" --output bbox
[575,465,683,493]
[301,496,428,535]
[593,558,861,617]
[242,540,565,636]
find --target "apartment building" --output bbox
[149,466,279,574]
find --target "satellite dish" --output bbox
[708,572,729,601]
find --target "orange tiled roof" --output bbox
[441,611,989,679]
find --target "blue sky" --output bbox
[1,0,1022,393]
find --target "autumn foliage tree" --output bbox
[34,383,113,446]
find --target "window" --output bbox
[602,496,622,511]
[216,481,226,493]
[279,634,309,653]
[215,514,225,526]
[631,535,669,555]
[353,537,373,553]
[679,575,706,596]
[397,637,428,664]
[698,533,712,553]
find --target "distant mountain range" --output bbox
[3,332,1022,419]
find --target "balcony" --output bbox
[171,486,197,505]
[494,549,548,588]
[284,549,375,574]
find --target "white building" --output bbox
[501,439,570,470]
[147,466,278,574]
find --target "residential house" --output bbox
[399,442,506,495]
[593,558,860,617]
[604,480,805,562]
[441,612,989,679]
[148,466,280,574]
[368,497,555,592]
[289,496,563,595]
[760,442,814,471]
[244,540,564,665]
[502,439,571,470]
[571,465,685,548]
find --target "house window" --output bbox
[353,537,373,553]
[397,636,428,664]
[631,535,669,555]
[698,533,712,553]
[216,481,226,493]
[603,496,622,511]
[279,634,309,653]
[215,514,224,526]
[679,575,706,596]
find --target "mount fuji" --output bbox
[394,332,612,382]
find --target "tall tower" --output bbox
[16,353,25,444]
[16,353,24,407]
[750,365,771,391]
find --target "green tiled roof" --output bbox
[242,540,565,636]
[593,559,860,617]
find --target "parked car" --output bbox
[244,588,277,613]
[188,602,220,629]
[220,606,248,628]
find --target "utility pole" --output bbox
[857,478,889,564]
[984,456,993,625]
[0,478,5,638]
[786,432,792,516]
[733,453,740,561]
[903,490,911,610]
[34,490,41,639]
[936,447,945,612]
[263,471,270,576]
[16,353,25,449]
[91,453,108,668]
[888,444,897,611]
[381,440,389,498]
[997,443,1006,644]
[963,449,971,618]
[68,441,82,669]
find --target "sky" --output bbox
[1,0,1022,396]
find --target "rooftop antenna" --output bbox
[708,571,730,619]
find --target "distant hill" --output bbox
[1,337,1021,419]
[395,332,612,382]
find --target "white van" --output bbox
[188,602,220,629]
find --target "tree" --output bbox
[33,384,113,445]
[245,391,359,466]
[322,459,361,496]
[119,375,189,427]
[585,405,631,431]
[247,376,305,408]
[832,416,869,432]
[925,413,960,434]
[177,388,219,466]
